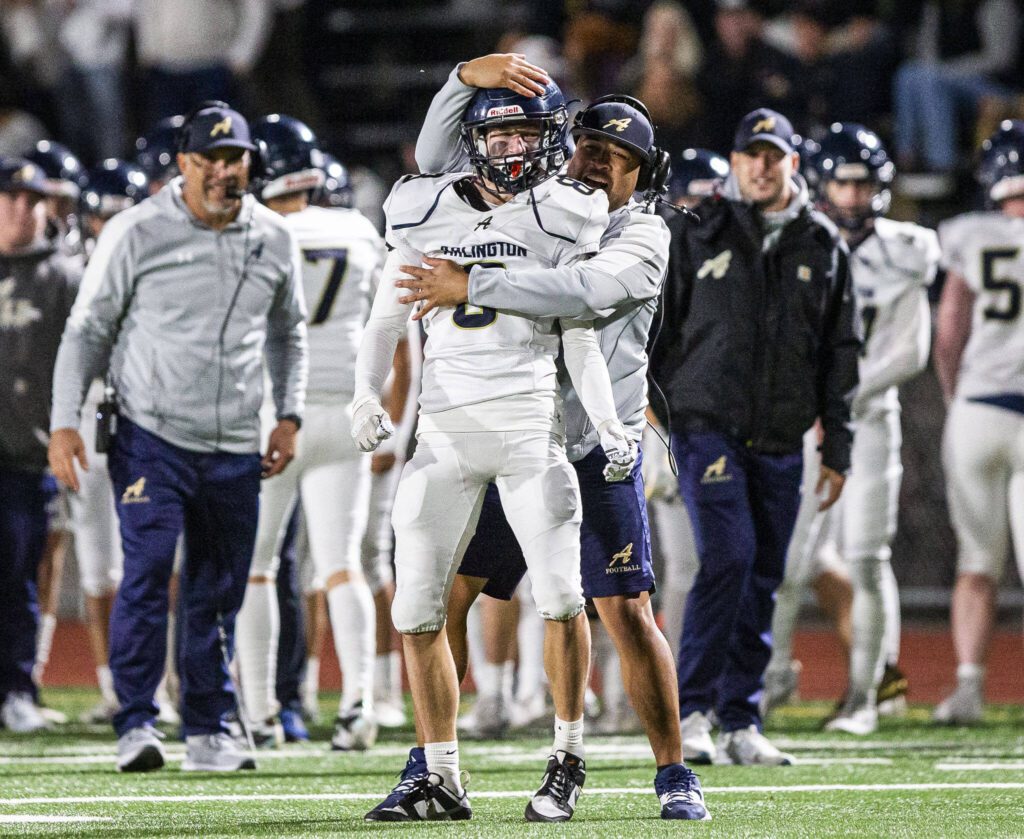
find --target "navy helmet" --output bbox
[460,81,569,194]
[316,152,353,209]
[252,113,325,200]
[810,122,894,229]
[135,115,185,183]
[668,148,729,203]
[23,140,86,199]
[80,159,149,219]
[978,119,1024,206]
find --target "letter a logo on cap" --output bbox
[753,116,776,134]
[603,118,632,133]
[210,117,233,138]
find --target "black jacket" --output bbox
[650,192,859,472]
[0,246,79,473]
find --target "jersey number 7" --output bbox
[304,248,350,325]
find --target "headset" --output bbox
[573,94,672,194]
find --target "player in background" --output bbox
[72,160,153,725]
[353,72,641,822]
[933,120,1024,724]
[134,116,185,196]
[386,55,709,821]
[233,114,384,750]
[23,140,87,258]
[763,125,937,734]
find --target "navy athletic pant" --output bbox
[0,468,55,704]
[672,430,803,732]
[107,419,261,737]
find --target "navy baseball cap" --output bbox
[572,97,655,163]
[0,157,50,194]
[181,105,257,153]
[734,108,795,154]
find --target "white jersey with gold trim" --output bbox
[383,171,609,414]
[285,205,384,399]
[938,212,1024,399]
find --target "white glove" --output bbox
[598,419,637,483]
[351,396,395,453]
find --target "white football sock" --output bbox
[957,662,985,686]
[880,559,902,666]
[97,665,117,707]
[304,655,320,709]
[34,612,57,680]
[327,579,376,712]
[387,651,403,706]
[464,601,486,691]
[475,660,501,701]
[553,715,584,757]
[425,741,462,789]
[235,580,280,722]
[848,555,887,708]
[514,591,546,702]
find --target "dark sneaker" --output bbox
[877,664,909,716]
[364,768,471,822]
[524,750,585,822]
[364,748,427,821]
[655,763,711,821]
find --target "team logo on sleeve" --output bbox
[121,477,150,504]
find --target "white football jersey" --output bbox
[851,217,939,409]
[383,172,609,413]
[285,205,384,399]
[939,212,1024,399]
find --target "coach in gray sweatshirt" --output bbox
[48,103,308,774]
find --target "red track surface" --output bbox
[40,621,1023,703]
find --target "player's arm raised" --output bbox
[560,318,637,482]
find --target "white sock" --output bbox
[880,560,902,666]
[958,663,985,686]
[553,715,584,757]
[327,579,376,712]
[465,601,487,691]
[514,591,546,702]
[35,612,57,679]
[97,665,117,707]
[848,556,886,708]
[500,660,515,705]
[374,653,391,702]
[305,656,320,708]
[235,581,280,722]
[425,740,462,789]
[388,651,403,706]
[475,660,501,700]
[767,577,801,672]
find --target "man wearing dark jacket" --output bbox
[0,157,80,733]
[650,108,859,765]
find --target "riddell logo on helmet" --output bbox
[486,105,525,118]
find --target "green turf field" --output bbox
[2,689,1023,837]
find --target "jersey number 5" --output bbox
[304,248,350,325]
[981,248,1021,322]
[451,260,502,329]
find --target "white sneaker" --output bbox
[825,704,878,736]
[249,718,284,749]
[80,697,119,725]
[116,725,166,772]
[1,693,49,733]
[760,660,802,719]
[933,682,983,725]
[331,702,379,751]
[35,704,67,725]
[509,693,548,730]
[717,726,794,765]
[182,732,256,771]
[374,699,407,729]
[680,711,716,765]
[457,693,509,739]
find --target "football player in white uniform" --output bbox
[765,124,938,735]
[352,73,639,822]
[380,55,709,821]
[234,115,384,750]
[933,120,1024,724]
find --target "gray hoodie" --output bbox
[51,177,308,454]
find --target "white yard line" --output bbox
[0,815,112,823]
[2,782,1024,807]
[936,762,1024,771]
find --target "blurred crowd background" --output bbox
[1,0,1021,609]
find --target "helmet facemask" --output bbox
[461,112,568,195]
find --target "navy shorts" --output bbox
[457,446,655,600]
